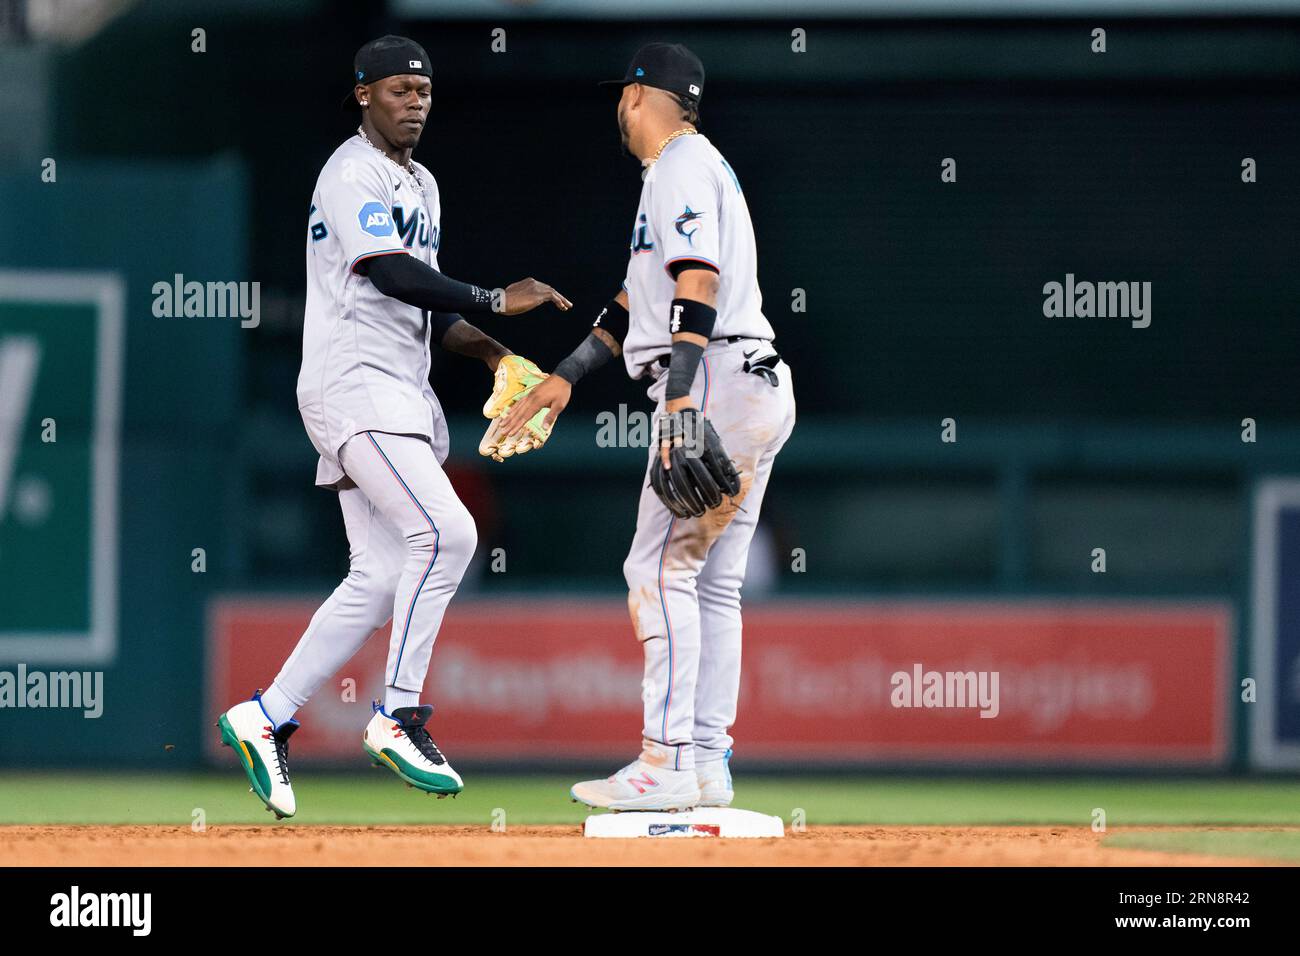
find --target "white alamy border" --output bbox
[1251,478,1300,769]
[0,271,123,664]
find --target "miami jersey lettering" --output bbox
[392,204,439,250]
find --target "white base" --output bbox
[583,807,785,839]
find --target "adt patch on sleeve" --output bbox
[358,202,395,237]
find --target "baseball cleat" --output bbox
[363,702,463,795]
[696,749,734,807]
[216,693,299,819]
[570,759,702,812]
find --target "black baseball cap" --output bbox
[599,43,704,104]
[341,35,433,109]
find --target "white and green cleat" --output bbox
[363,702,463,796]
[216,694,299,819]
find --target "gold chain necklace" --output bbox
[357,126,424,191]
[642,128,698,177]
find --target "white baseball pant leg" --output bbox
[624,343,795,772]
[267,431,477,713]
[692,422,789,771]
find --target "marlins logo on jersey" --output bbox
[674,206,705,245]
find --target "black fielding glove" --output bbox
[649,409,742,518]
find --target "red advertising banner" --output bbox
[205,598,1231,767]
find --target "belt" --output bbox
[655,336,770,367]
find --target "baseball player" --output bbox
[216,36,571,819]
[500,43,796,811]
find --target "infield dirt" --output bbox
[0,825,1284,866]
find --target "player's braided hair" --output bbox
[672,92,701,128]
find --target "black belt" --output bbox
[655,336,770,367]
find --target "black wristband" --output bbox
[664,339,706,401]
[592,297,630,343]
[553,333,616,386]
[669,297,717,338]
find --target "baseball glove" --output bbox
[479,355,551,461]
[649,408,742,518]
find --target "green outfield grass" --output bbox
[0,772,1297,830]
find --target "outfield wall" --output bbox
[205,598,1232,769]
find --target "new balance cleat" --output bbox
[696,749,734,808]
[570,759,702,812]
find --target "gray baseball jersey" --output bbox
[298,134,448,488]
[616,131,796,776]
[621,133,775,378]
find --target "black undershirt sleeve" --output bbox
[427,311,464,345]
[360,253,495,314]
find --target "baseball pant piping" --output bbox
[268,430,476,711]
